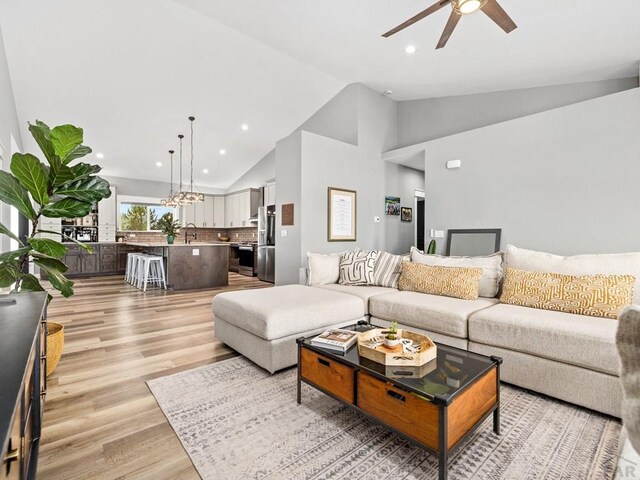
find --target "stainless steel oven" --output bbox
[238,244,257,277]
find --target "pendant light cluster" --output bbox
[161,116,204,206]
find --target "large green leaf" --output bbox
[28,120,57,164]
[30,238,67,258]
[10,153,49,205]
[18,273,45,293]
[53,176,111,203]
[0,261,20,288]
[0,170,37,220]
[35,259,74,297]
[47,155,75,187]
[41,197,93,218]
[0,220,22,246]
[51,125,83,164]
[32,253,69,274]
[65,145,92,163]
[70,162,101,181]
[36,229,93,253]
[0,247,30,263]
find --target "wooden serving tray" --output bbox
[357,328,437,367]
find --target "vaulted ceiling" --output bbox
[1,0,639,189]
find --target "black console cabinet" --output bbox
[0,292,48,480]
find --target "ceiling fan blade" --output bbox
[382,0,450,37]
[481,0,517,33]
[436,11,461,49]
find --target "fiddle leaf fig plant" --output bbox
[0,120,111,300]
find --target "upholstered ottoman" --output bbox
[213,285,365,373]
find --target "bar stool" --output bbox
[137,255,167,292]
[125,252,140,284]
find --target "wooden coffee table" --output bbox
[296,323,502,480]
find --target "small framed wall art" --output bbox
[401,207,412,222]
[328,187,357,242]
[385,196,401,215]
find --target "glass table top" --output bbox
[300,323,497,402]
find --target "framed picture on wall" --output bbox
[401,207,412,222]
[385,196,401,215]
[328,187,357,242]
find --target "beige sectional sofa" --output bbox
[298,244,640,418]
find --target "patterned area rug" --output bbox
[147,357,620,480]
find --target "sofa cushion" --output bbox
[339,250,378,285]
[307,252,342,285]
[212,285,364,341]
[372,251,407,289]
[399,263,483,300]
[500,267,635,319]
[505,244,640,304]
[369,291,498,339]
[315,284,397,314]
[411,247,503,298]
[468,303,620,376]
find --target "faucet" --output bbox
[185,223,197,244]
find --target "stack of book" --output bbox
[311,329,358,352]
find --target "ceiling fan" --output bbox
[382,0,517,49]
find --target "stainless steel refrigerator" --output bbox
[257,205,276,283]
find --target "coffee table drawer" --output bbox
[300,348,354,403]
[357,371,439,450]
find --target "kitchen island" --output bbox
[126,242,229,290]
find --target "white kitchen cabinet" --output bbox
[98,186,117,242]
[38,217,62,240]
[182,203,195,226]
[194,200,206,227]
[265,182,276,206]
[224,189,260,228]
[212,196,225,228]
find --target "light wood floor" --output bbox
[38,273,270,480]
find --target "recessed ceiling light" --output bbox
[241,124,249,131]
[384,90,393,95]
[155,161,162,167]
[219,149,226,155]
[96,153,104,159]
[203,168,209,174]
[405,45,417,54]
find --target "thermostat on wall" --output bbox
[447,159,462,169]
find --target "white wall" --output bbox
[397,77,639,148]
[226,148,275,192]
[103,175,225,198]
[0,26,23,254]
[424,86,640,255]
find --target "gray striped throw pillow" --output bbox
[373,251,407,289]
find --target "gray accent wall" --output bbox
[397,77,639,148]
[424,87,640,256]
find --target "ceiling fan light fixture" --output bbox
[453,0,486,15]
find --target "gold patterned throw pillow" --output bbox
[500,267,635,319]
[398,263,483,300]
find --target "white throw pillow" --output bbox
[339,250,379,286]
[410,246,503,298]
[373,251,407,289]
[504,244,640,304]
[307,252,342,285]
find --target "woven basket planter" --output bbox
[46,322,64,376]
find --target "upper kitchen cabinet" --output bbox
[225,189,260,228]
[183,195,225,228]
[265,181,276,206]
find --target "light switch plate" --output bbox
[192,249,199,256]
[281,229,288,238]
[435,230,445,238]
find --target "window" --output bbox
[119,200,176,231]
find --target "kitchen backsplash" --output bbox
[117,227,257,243]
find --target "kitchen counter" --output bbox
[128,243,229,290]
[125,242,230,248]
